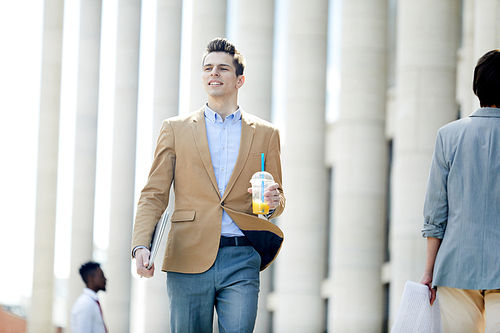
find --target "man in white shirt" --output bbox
[70,261,107,333]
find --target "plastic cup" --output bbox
[250,171,274,214]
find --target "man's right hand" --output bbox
[135,248,155,278]
[419,273,436,306]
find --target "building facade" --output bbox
[28,0,500,332]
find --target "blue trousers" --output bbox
[167,246,261,333]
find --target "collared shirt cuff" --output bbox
[132,245,148,258]
[421,223,445,239]
[264,209,276,219]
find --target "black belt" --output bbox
[220,236,252,247]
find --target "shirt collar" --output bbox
[204,104,241,123]
[83,287,99,301]
[470,107,500,118]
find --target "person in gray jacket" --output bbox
[420,49,500,333]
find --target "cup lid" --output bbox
[250,171,274,183]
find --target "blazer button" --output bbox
[221,202,225,206]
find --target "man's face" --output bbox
[91,267,107,292]
[202,52,244,98]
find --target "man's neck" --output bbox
[87,285,100,293]
[207,97,238,121]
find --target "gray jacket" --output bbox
[422,108,500,290]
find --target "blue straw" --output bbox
[261,153,265,204]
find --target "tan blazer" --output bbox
[131,108,285,273]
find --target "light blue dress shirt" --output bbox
[422,108,500,290]
[204,105,245,237]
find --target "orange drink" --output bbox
[252,200,270,214]
[250,171,274,215]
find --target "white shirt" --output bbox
[70,288,106,333]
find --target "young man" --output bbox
[70,261,107,333]
[132,38,285,332]
[420,49,500,333]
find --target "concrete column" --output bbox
[102,0,141,331]
[469,0,500,113]
[329,0,389,331]
[233,0,274,121]
[29,1,64,332]
[389,0,461,326]
[232,1,275,330]
[273,1,329,332]
[131,1,181,332]
[188,0,226,111]
[473,0,500,59]
[457,0,478,118]
[151,0,182,130]
[66,0,102,321]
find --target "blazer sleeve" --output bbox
[266,127,286,219]
[131,120,176,255]
[422,130,449,239]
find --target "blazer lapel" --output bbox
[222,112,255,201]
[191,108,220,198]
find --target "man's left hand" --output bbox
[264,183,280,210]
[247,182,280,210]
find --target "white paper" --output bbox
[391,281,443,333]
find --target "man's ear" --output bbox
[236,75,245,89]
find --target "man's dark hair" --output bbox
[79,261,100,285]
[202,37,246,76]
[473,49,500,107]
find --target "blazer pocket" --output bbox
[171,210,196,223]
[247,153,263,161]
[246,153,263,170]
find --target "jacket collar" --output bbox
[470,107,500,118]
[191,108,218,196]
[224,111,255,201]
